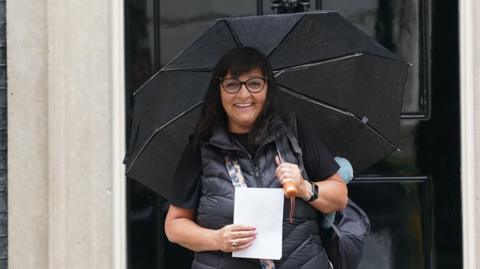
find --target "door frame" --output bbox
[113,1,127,269]
[460,0,480,268]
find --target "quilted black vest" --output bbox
[192,115,330,269]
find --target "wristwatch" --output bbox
[306,180,319,202]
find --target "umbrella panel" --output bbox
[278,87,397,174]
[127,106,202,201]
[276,53,408,144]
[268,12,401,70]
[126,70,211,169]
[226,13,303,56]
[164,20,239,71]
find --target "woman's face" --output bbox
[220,67,268,133]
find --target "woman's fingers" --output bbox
[275,163,302,183]
[275,162,308,198]
[233,241,254,251]
[218,224,256,252]
[230,230,257,239]
[275,155,281,166]
[279,177,295,186]
[226,225,256,241]
[229,224,256,232]
[230,236,256,249]
[218,224,256,250]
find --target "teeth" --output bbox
[235,103,253,107]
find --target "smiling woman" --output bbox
[164,47,347,269]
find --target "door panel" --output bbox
[350,178,433,269]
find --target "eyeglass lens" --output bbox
[222,78,265,93]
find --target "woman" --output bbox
[165,47,348,269]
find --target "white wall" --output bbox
[7,0,126,268]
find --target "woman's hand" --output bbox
[166,206,256,252]
[275,156,311,200]
[213,224,257,252]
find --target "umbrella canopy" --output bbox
[124,11,409,200]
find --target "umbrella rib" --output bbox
[273,53,362,76]
[273,52,408,76]
[125,101,204,173]
[159,67,212,73]
[224,20,243,47]
[267,14,307,59]
[277,85,400,150]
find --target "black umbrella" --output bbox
[124,11,409,200]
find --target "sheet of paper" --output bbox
[232,188,284,260]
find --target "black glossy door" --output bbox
[124,1,461,268]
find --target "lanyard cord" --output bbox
[223,152,276,269]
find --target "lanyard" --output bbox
[223,152,276,269]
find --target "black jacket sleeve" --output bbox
[170,141,203,210]
[296,117,340,181]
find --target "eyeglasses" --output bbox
[219,77,267,94]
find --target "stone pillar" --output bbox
[460,0,480,268]
[8,0,49,267]
[7,0,126,268]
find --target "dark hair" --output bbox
[192,47,281,149]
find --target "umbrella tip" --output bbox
[396,147,402,152]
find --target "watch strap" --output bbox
[307,180,319,202]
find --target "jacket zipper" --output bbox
[229,138,272,182]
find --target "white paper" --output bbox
[232,188,284,260]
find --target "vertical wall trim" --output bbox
[111,0,126,269]
[7,0,49,267]
[460,0,479,268]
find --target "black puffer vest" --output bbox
[192,115,330,269]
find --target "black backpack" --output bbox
[321,199,371,269]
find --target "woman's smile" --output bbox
[233,102,256,110]
[234,102,254,108]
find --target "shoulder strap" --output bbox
[278,113,309,180]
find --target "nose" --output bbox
[236,83,251,98]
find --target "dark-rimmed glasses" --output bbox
[219,77,267,94]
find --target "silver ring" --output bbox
[231,240,238,247]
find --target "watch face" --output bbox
[308,181,319,202]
